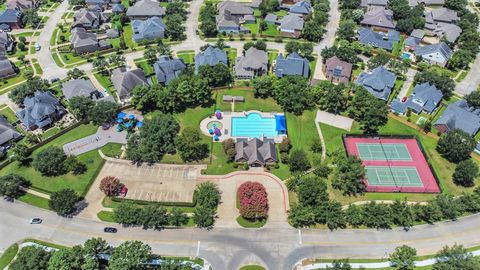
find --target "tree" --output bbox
[176,127,209,162]
[288,203,316,228]
[337,19,356,41]
[445,0,467,10]
[165,14,186,41]
[17,42,26,51]
[465,90,480,108]
[198,64,233,87]
[193,205,216,228]
[32,146,67,176]
[92,58,108,74]
[169,207,188,226]
[0,174,29,198]
[288,149,311,172]
[453,159,479,187]
[222,138,236,161]
[47,248,83,270]
[126,113,180,163]
[83,237,112,261]
[100,176,120,196]
[109,241,152,270]
[449,49,474,70]
[253,75,275,98]
[367,50,390,70]
[199,2,218,37]
[322,200,347,230]
[22,9,40,26]
[345,204,364,227]
[332,155,366,196]
[49,188,80,216]
[436,129,476,163]
[12,142,30,165]
[433,245,480,270]
[434,194,460,220]
[131,84,160,112]
[390,199,413,230]
[87,101,119,125]
[297,176,328,207]
[193,182,221,209]
[9,246,51,270]
[312,81,348,113]
[166,0,187,19]
[18,36,26,43]
[273,76,312,115]
[362,201,392,229]
[348,87,389,134]
[69,96,94,120]
[414,69,455,99]
[302,19,325,42]
[238,181,269,220]
[9,78,49,104]
[113,203,141,225]
[389,245,417,270]
[326,259,352,270]
[108,54,125,67]
[67,68,85,79]
[144,46,159,64]
[285,41,314,58]
[139,205,168,229]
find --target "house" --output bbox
[85,0,109,10]
[251,0,261,8]
[358,28,400,51]
[265,13,277,24]
[0,9,22,30]
[194,46,228,72]
[16,91,66,131]
[274,52,310,78]
[411,29,425,40]
[289,1,312,15]
[390,83,443,114]
[6,0,39,11]
[360,7,396,30]
[234,47,268,79]
[62,79,102,101]
[131,16,165,42]
[325,56,353,84]
[111,3,125,13]
[360,0,388,8]
[0,48,16,79]
[235,137,277,166]
[126,0,165,20]
[111,68,149,99]
[153,55,186,85]
[431,22,462,43]
[414,42,452,67]
[355,66,396,101]
[106,28,119,38]
[0,116,21,147]
[435,100,480,136]
[425,8,458,25]
[72,8,108,29]
[216,1,253,33]
[278,13,304,38]
[409,0,444,6]
[70,27,111,54]
[0,30,15,52]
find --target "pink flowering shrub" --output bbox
[238,181,268,219]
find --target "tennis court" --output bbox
[357,143,412,161]
[366,166,423,187]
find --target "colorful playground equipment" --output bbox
[215,109,222,120]
[116,112,143,132]
[208,122,222,141]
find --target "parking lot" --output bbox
[100,160,207,203]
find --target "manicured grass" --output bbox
[101,143,123,158]
[22,239,68,249]
[0,106,17,123]
[97,211,115,222]
[455,69,469,82]
[236,216,266,228]
[177,52,195,64]
[244,23,259,34]
[0,243,19,269]
[123,24,135,49]
[59,51,86,65]
[274,10,288,16]
[135,59,155,77]
[17,193,51,210]
[239,265,266,270]
[214,88,281,112]
[41,127,61,140]
[225,48,237,68]
[102,197,195,212]
[267,50,278,65]
[262,24,279,36]
[0,124,103,196]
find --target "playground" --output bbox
[343,136,440,193]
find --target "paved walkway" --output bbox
[315,110,354,131]
[63,126,127,156]
[396,68,416,99]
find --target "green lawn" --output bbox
[267,50,278,66]
[214,88,281,112]
[41,127,61,140]
[239,265,266,270]
[135,59,155,77]
[236,216,266,228]
[177,51,195,64]
[97,211,115,222]
[244,23,259,34]
[274,10,288,16]
[17,193,51,210]
[0,106,17,123]
[0,243,18,269]
[101,143,123,158]
[123,24,135,49]
[0,124,104,196]
[262,24,279,36]
[225,48,237,68]
[59,51,86,65]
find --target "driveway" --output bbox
[455,53,480,96]
[397,68,416,99]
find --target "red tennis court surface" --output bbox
[343,137,440,193]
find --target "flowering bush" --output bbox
[100,176,120,197]
[238,181,268,219]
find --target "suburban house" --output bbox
[0,117,21,147]
[72,8,108,29]
[278,13,304,38]
[85,0,109,10]
[414,42,452,67]
[274,52,310,78]
[431,22,462,43]
[61,79,102,101]
[194,46,228,72]
[216,1,253,33]
[0,30,15,52]
[355,66,396,101]
[111,3,125,13]
[360,0,388,8]
[325,56,353,85]
[358,28,400,51]
[6,0,39,11]
[360,7,396,30]
[265,13,277,24]
[425,7,458,25]
[390,83,443,114]
[435,100,480,136]
[111,68,149,99]
[126,0,165,20]
[235,137,278,167]
[404,29,425,51]
[0,9,23,30]
[70,27,111,54]
[0,48,16,79]
[289,1,312,15]
[234,47,268,79]
[131,16,165,42]
[106,28,119,38]
[16,91,66,131]
[153,55,187,85]
[409,0,444,6]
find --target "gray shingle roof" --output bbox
[126,0,165,18]
[355,66,396,101]
[265,13,277,23]
[432,22,462,43]
[361,0,388,7]
[410,29,425,39]
[435,100,480,136]
[235,137,277,166]
[391,83,443,114]
[358,27,398,51]
[0,9,21,24]
[0,55,15,79]
[72,8,105,29]
[131,16,165,42]
[111,3,125,12]
[62,79,99,100]
[235,47,268,78]
[279,13,304,31]
[111,68,148,98]
[194,46,228,71]
[360,7,395,29]
[289,1,312,14]
[153,55,186,85]
[218,1,253,15]
[325,56,353,84]
[0,116,21,146]
[414,42,453,60]
[274,52,310,78]
[16,91,65,130]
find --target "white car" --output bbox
[30,218,42,224]
[34,44,41,51]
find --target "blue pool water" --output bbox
[231,113,278,138]
[401,52,411,60]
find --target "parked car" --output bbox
[30,218,42,224]
[3,196,13,202]
[34,43,41,51]
[50,78,60,83]
[104,227,117,233]
[401,96,407,102]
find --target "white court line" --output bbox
[196,241,201,257]
[298,229,302,244]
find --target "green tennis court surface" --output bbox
[366,166,423,187]
[357,143,412,161]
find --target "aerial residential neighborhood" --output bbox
[0,0,479,268]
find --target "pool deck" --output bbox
[200,110,287,143]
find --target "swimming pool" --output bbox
[231,112,278,138]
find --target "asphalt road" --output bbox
[2,200,480,270]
